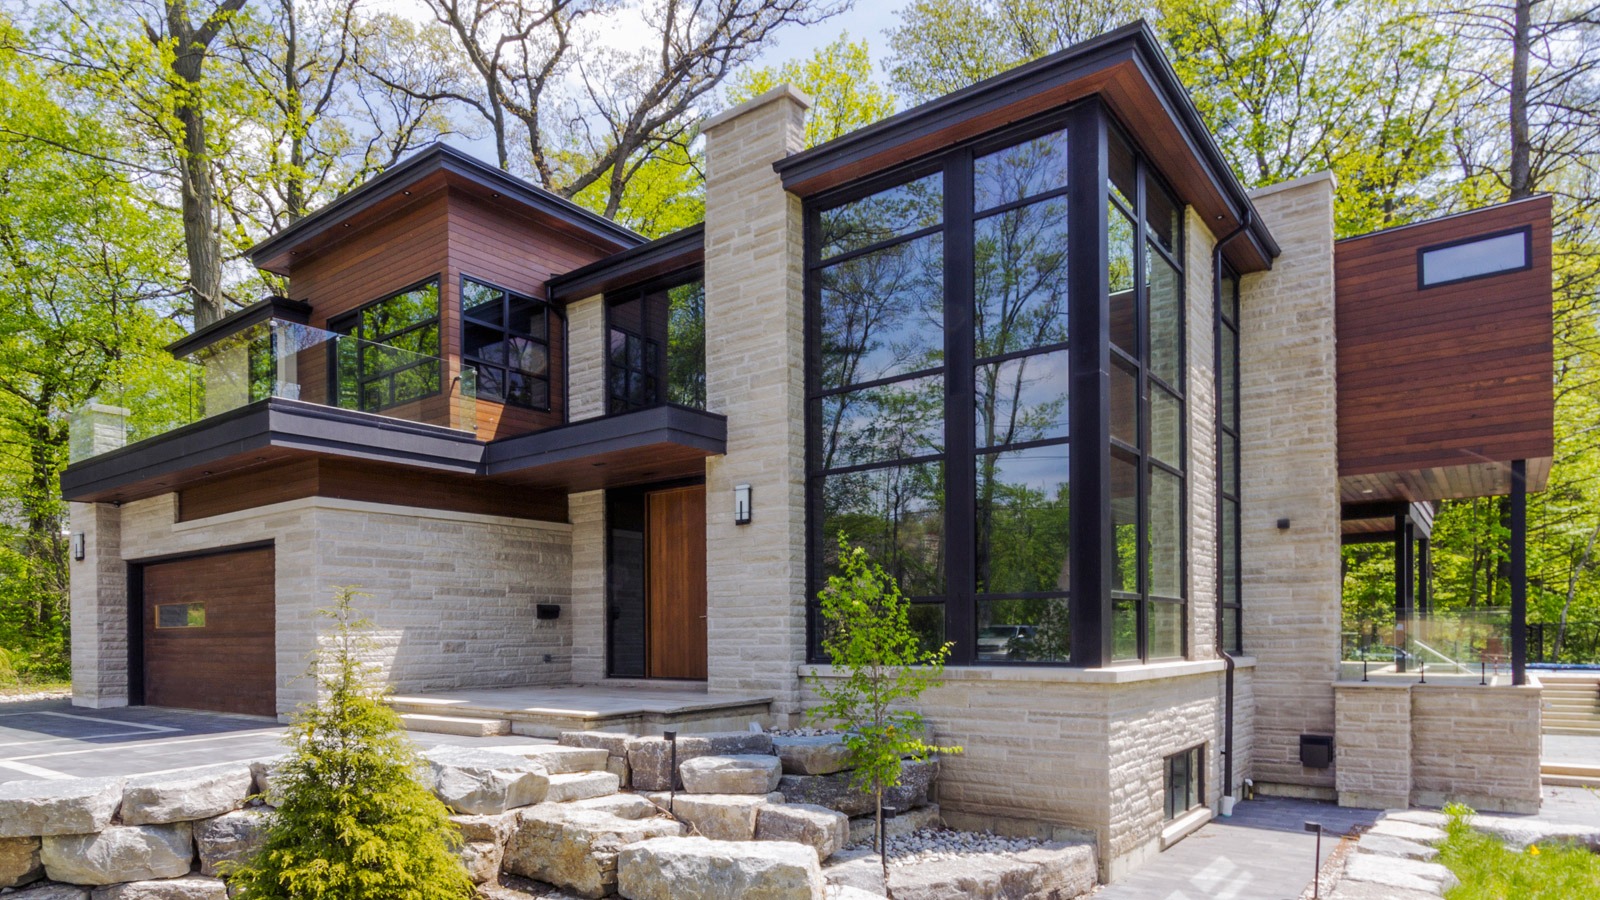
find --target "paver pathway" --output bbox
[1093,797,1380,900]
[0,697,549,783]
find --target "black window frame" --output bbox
[1164,744,1205,820]
[802,101,1187,667]
[1416,225,1533,290]
[1216,263,1243,654]
[603,269,706,416]
[460,275,553,412]
[327,276,443,415]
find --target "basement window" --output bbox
[1164,745,1203,820]
[155,603,206,629]
[1419,227,1531,288]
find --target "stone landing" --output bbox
[387,684,773,738]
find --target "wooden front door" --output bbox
[141,547,277,717]
[646,485,707,679]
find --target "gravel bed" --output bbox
[0,686,72,703]
[767,726,841,737]
[854,827,1048,867]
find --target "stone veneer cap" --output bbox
[701,84,813,133]
[1247,169,1336,200]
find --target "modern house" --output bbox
[63,22,1553,881]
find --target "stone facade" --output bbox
[567,295,606,422]
[1333,683,1413,809]
[71,495,572,716]
[1184,208,1219,660]
[700,86,812,720]
[568,490,607,684]
[1237,172,1342,795]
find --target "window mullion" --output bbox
[944,150,976,666]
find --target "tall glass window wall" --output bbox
[805,107,1186,666]
[606,275,706,414]
[1217,265,1243,653]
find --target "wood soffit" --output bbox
[771,21,1279,273]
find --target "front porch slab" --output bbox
[387,684,772,738]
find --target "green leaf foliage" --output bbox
[226,587,475,900]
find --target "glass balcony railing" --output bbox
[69,319,475,464]
[1340,608,1517,685]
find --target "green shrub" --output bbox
[0,648,18,688]
[1439,803,1600,899]
[226,587,474,900]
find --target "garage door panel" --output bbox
[141,548,276,717]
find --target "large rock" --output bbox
[546,772,621,803]
[616,836,824,900]
[0,777,124,838]
[41,824,193,885]
[559,732,632,757]
[195,808,271,877]
[89,876,229,899]
[779,760,937,818]
[121,765,253,825]
[823,842,1095,900]
[7,883,90,900]
[646,794,768,841]
[568,793,659,819]
[847,805,941,847]
[758,804,850,859]
[773,735,852,776]
[460,840,503,885]
[681,755,783,795]
[503,803,685,898]
[627,733,774,791]
[425,747,550,815]
[451,812,518,845]
[1,835,44,888]
[1341,853,1459,894]
[247,757,285,803]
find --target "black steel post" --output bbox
[1511,459,1528,686]
[664,730,678,814]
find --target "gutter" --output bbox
[1213,210,1252,805]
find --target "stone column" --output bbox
[567,295,606,422]
[1239,171,1341,795]
[1183,208,1219,661]
[69,501,128,709]
[569,490,607,683]
[699,84,811,720]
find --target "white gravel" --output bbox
[768,726,841,737]
[0,687,71,703]
[855,827,1048,867]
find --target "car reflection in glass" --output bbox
[977,625,1037,661]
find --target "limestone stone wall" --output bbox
[1410,683,1542,814]
[701,85,812,719]
[569,490,607,684]
[72,495,572,716]
[1184,208,1219,660]
[68,502,126,709]
[567,294,606,422]
[1333,683,1413,809]
[1238,172,1342,794]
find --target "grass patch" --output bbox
[1439,803,1600,900]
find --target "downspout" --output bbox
[1213,211,1252,805]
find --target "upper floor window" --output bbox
[329,278,441,413]
[1419,227,1530,288]
[605,276,705,414]
[1217,264,1242,654]
[462,277,550,409]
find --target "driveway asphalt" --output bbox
[0,697,549,784]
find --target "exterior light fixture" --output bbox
[71,533,85,561]
[734,484,752,525]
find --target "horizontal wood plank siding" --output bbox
[1334,197,1554,501]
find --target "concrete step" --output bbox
[400,713,512,737]
[545,771,622,803]
[1544,726,1600,736]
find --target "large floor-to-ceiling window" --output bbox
[1217,264,1243,653]
[805,105,1186,666]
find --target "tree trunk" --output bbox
[1508,0,1533,199]
[1554,519,1599,660]
[876,783,891,899]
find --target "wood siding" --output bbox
[177,457,566,522]
[141,548,276,717]
[1334,197,1554,501]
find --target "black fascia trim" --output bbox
[248,144,644,268]
[483,405,727,475]
[166,297,313,359]
[1416,225,1533,290]
[547,224,705,304]
[771,21,1278,264]
[60,398,485,500]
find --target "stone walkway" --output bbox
[1093,797,1381,900]
[0,698,549,783]
[1541,732,1598,765]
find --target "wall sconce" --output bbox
[71,533,85,561]
[734,484,752,525]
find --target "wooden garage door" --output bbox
[141,548,276,717]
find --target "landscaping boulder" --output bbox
[681,755,783,795]
[777,774,871,817]
[425,747,550,815]
[822,842,1095,900]
[122,765,253,825]
[0,835,43,889]
[88,875,229,899]
[517,746,611,775]
[627,732,774,791]
[7,883,90,900]
[459,840,503,885]
[772,735,851,776]
[41,824,193,885]
[646,794,768,841]
[195,808,271,877]
[559,731,632,757]
[1341,854,1459,894]
[847,805,941,847]
[0,777,124,838]
[503,802,686,898]
[450,812,517,845]
[546,771,621,803]
[616,836,824,900]
[757,803,850,859]
[568,793,659,819]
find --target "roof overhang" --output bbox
[166,296,313,359]
[547,224,705,304]
[484,405,726,491]
[248,144,645,275]
[771,21,1278,273]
